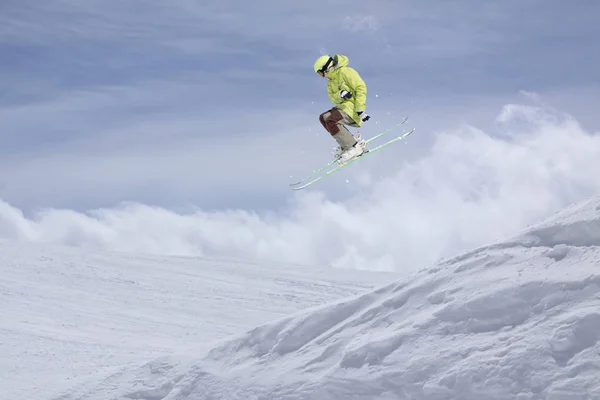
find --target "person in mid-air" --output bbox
[314,54,370,163]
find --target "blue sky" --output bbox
[1,0,600,271]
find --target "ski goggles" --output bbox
[316,57,334,77]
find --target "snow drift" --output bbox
[59,196,600,399]
[0,240,395,400]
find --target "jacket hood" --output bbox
[333,54,349,69]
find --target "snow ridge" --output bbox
[59,197,600,400]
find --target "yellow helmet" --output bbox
[313,55,334,75]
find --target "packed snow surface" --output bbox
[0,242,395,400]
[56,196,600,400]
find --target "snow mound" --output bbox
[0,240,395,400]
[60,197,600,400]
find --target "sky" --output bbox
[1,0,600,272]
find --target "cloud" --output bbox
[2,100,600,272]
[342,16,381,32]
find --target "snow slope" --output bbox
[59,195,600,400]
[0,241,396,400]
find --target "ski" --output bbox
[289,117,409,187]
[290,126,415,190]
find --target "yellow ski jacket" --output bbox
[325,54,368,126]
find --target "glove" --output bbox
[339,90,353,100]
[356,110,370,122]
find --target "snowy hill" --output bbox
[58,196,600,400]
[0,241,396,400]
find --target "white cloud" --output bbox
[342,16,380,32]
[2,100,600,273]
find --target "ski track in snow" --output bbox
[54,196,600,400]
[0,242,396,400]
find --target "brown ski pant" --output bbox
[319,108,358,150]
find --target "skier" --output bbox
[314,54,371,163]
